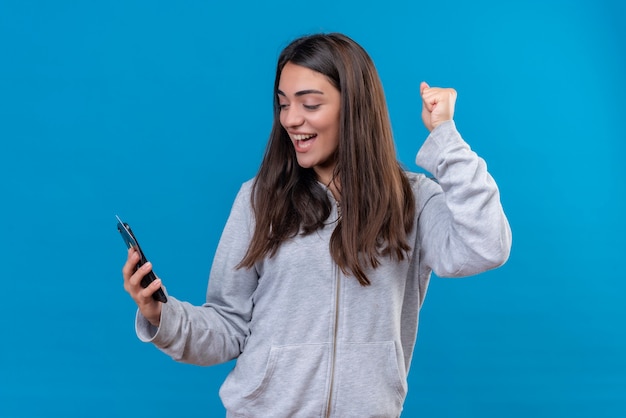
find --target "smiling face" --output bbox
[278,62,341,186]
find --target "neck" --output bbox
[314,165,340,201]
[325,176,341,202]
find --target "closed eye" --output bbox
[304,104,321,110]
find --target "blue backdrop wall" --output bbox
[1,0,624,417]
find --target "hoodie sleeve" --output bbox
[414,120,512,277]
[135,181,258,365]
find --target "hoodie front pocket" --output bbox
[235,343,330,417]
[331,341,407,417]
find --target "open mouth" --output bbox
[292,133,317,152]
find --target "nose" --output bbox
[281,105,304,129]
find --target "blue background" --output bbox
[1,0,624,417]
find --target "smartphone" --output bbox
[116,215,167,303]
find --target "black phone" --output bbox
[116,215,167,303]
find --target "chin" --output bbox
[295,158,315,169]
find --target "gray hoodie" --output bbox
[136,121,512,417]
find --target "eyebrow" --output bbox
[276,89,325,97]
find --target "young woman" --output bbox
[123,33,511,417]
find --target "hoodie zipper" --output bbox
[325,266,341,417]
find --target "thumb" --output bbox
[420,81,430,96]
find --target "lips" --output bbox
[291,133,317,152]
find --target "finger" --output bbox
[421,82,436,111]
[422,90,438,112]
[422,88,457,113]
[423,87,456,102]
[421,87,441,101]
[122,248,140,280]
[128,261,152,288]
[140,277,163,300]
[447,88,458,104]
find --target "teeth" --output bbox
[293,134,316,141]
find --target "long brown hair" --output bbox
[238,33,415,285]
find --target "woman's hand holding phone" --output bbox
[122,247,163,327]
